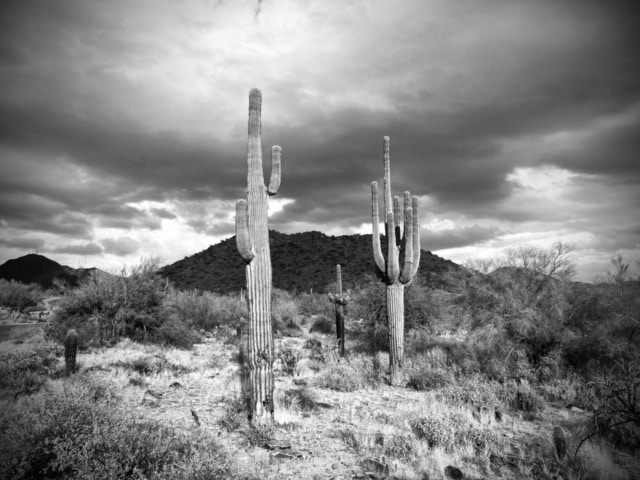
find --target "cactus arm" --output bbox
[393,195,402,246]
[328,293,337,304]
[386,210,400,282]
[236,199,255,262]
[267,145,281,195]
[400,194,414,284]
[371,181,386,275]
[410,195,421,279]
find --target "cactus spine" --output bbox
[235,88,281,425]
[64,328,78,373]
[371,136,420,386]
[328,264,350,357]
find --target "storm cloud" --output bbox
[0,0,639,280]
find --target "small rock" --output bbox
[169,381,182,388]
[570,406,584,413]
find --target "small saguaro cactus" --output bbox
[64,328,78,373]
[371,136,420,386]
[328,264,350,357]
[235,88,282,426]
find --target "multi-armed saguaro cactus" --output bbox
[64,328,78,374]
[328,264,350,357]
[235,88,281,425]
[371,136,420,386]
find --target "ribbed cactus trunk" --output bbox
[64,328,78,374]
[236,88,281,425]
[328,264,350,357]
[371,136,420,386]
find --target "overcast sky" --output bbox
[0,0,639,281]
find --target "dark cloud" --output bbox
[0,237,45,250]
[0,0,638,276]
[422,225,503,252]
[150,207,176,220]
[50,243,103,256]
[101,237,140,256]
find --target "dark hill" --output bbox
[0,254,109,289]
[159,230,460,294]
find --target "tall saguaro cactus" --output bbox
[235,88,281,425]
[371,136,420,386]
[328,264,350,357]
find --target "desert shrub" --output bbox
[584,357,640,451]
[111,353,192,377]
[0,350,50,398]
[280,388,318,412]
[0,378,237,480]
[537,376,580,405]
[460,427,500,456]
[348,278,387,351]
[305,337,339,364]
[161,288,246,333]
[154,318,202,348]
[218,398,248,433]
[314,354,377,392]
[309,314,334,334]
[407,369,453,391]
[278,345,301,375]
[381,433,414,460]
[297,291,334,319]
[272,289,300,333]
[498,381,544,414]
[0,279,44,313]
[412,414,456,448]
[437,375,502,411]
[50,258,169,347]
[562,334,614,372]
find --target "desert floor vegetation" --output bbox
[1,253,639,479]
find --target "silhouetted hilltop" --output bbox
[159,230,461,293]
[0,254,108,289]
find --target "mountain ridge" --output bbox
[0,253,107,289]
[159,230,461,293]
